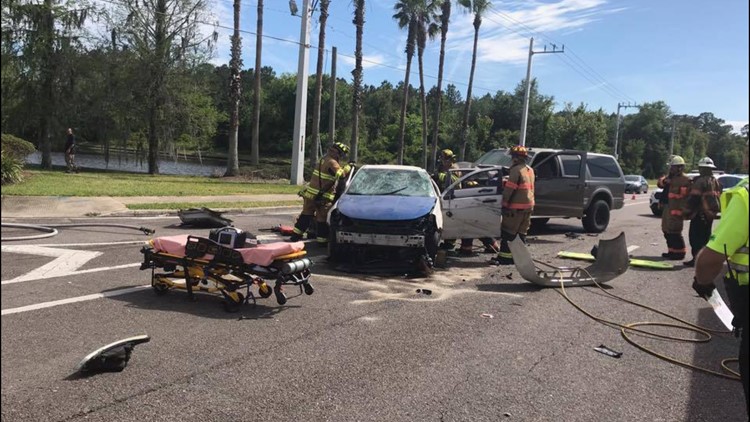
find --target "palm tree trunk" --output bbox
[351,0,365,162]
[311,0,330,169]
[459,24,480,161]
[251,0,263,166]
[225,0,242,176]
[397,54,413,165]
[417,42,428,169]
[430,0,450,173]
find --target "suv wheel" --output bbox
[650,203,662,217]
[582,200,610,233]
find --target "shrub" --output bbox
[1,134,35,185]
[1,133,36,159]
[1,149,24,185]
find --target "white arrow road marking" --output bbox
[1,245,139,285]
[1,285,150,315]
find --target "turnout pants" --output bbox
[688,214,713,260]
[661,212,686,259]
[497,210,532,265]
[292,197,332,243]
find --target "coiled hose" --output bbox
[1,223,155,241]
[540,261,740,381]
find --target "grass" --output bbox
[2,168,301,197]
[126,200,301,210]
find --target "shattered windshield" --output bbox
[347,168,435,197]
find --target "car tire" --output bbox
[650,203,662,217]
[425,223,439,260]
[582,200,610,233]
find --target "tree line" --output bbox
[2,0,747,180]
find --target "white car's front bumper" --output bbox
[336,232,425,248]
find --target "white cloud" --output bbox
[340,53,388,70]
[447,0,625,66]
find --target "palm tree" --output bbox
[429,0,450,173]
[310,0,330,169]
[225,0,242,176]
[351,0,365,162]
[458,0,491,161]
[415,1,440,169]
[393,0,419,165]
[251,0,263,166]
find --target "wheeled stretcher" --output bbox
[140,234,313,311]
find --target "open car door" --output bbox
[440,167,504,239]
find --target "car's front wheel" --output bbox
[582,200,610,233]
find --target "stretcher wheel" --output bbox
[152,282,169,295]
[303,282,314,295]
[222,292,244,313]
[274,285,287,305]
[258,282,273,298]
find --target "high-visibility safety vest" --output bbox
[300,155,350,202]
[716,177,749,285]
[502,163,535,210]
[433,163,460,192]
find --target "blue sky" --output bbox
[205,0,749,131]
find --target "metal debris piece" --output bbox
[481,313,494,319]
[593,344,622,358]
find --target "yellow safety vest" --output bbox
[720,177,749,285]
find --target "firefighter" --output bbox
[289,142,353,244]
[682,157,721,267]
[658,156,691,260]
[692,176,748,417]
[432,149,497,256]
[491,145,535,265]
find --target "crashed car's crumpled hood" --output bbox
[337,195,436,221]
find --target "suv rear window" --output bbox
[588,156,621,178]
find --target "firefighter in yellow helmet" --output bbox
[491,145,535,265]
[657,155,691,260]
[289,142,353,244]
[682,156,721,266]
[693,143,749,416]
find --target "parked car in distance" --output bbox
[327,165,505,267]
[468,147,625,233]
[649,173,747,216]
[624,175,648,194]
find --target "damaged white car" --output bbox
[327,165,504,267]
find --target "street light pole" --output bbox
[290,0,311,185]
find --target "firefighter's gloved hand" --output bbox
[692,277,716,300]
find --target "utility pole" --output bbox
[669,119,676,158]
[329,46,337,144]
[519,38,564,147]
[290,0,312,185]
[613,102,639,160]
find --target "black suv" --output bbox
[466,148,625,232]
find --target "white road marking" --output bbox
[1,285,150,315]
[1,245,141,285]
[627,245,640,253]
[29,240,148,248]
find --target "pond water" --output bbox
[25,151,228,177]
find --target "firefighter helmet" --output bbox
[697,156,716,169]
[332,142,350,155]
[510,145,529,157]
[668,155,686,166]
[440,149,457,161]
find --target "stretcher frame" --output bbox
[140,235,313,311]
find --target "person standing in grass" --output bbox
[64,128,78,173]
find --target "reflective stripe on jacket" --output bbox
[300,155,347,202]
[665,174,691,217]
[684,175,721,219]
[502,163,535,210]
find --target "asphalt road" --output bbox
[1,194,746,422]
